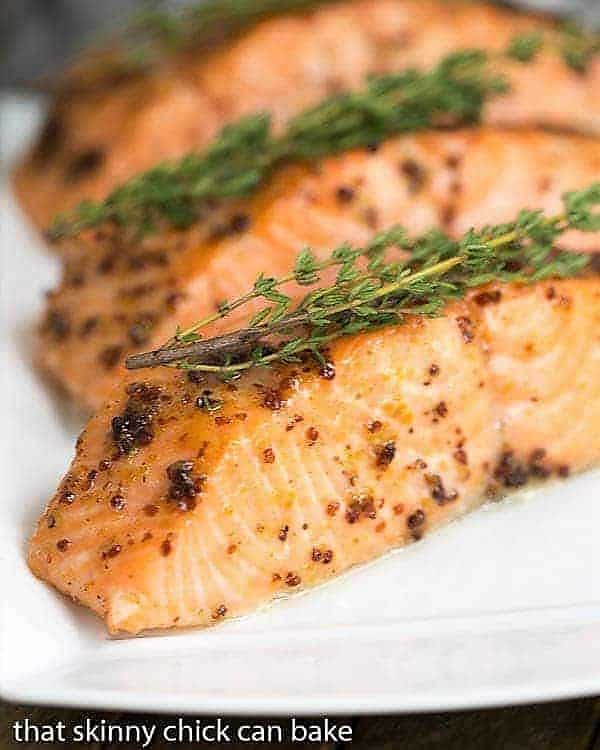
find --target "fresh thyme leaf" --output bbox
[125,182,598,376]
[505,23,600,71]
[559,20,600,73]
[565,182,600,231]
[506,32,544,62]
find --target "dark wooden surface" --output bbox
[2,698,600,749]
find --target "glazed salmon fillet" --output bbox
[13,0,600,230]
[28,277,600,634]
[38,128,600,411]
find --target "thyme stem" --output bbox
[127,256,462,371]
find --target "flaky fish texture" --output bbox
[13,0,600,229]
[37,128,600,411]
[28,277,600,634]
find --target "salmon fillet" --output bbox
[38,128,600,411]
[13,0,600,230]
[28,277,600,634]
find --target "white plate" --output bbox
[1,97,600,715]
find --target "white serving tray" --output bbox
[1,96,599,714]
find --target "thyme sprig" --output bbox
[49,50,506,240]
[125,183,599,375]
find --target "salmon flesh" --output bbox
[28,277,600,634]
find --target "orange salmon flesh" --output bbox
[28,278,600,634]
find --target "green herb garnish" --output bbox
[125,183,598,376]
[507,23,599,69]
[506,32,544,62]
[558,21,600,73]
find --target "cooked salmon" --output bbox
[13,0,600,230]
[38,128,600,411]
[27,277,600,634]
